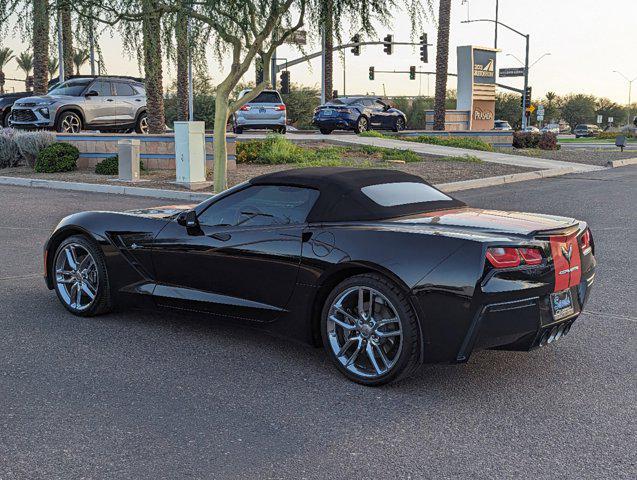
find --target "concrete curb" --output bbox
[0,176,212,201]
[436,167,580,193]
[1,165,587,200]
[606,158,637,168]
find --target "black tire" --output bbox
[320,128,333,135]
[234,126,244,134]
[392,116,406,132]
[353,116,369,134]
[52,235,112,317]
[55,111,82,133]
[2,110,10,128]
[274,125,286,134]
[135,112,148,134]
[320,273,421,386]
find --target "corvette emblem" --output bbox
[561,244,572,262]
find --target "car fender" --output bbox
[54,105,85,125]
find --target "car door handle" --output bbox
[209,232,231,242]
[106,99,114,102]
[135,99,141,102]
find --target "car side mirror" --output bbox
[177,210,199,228]
[383,104,390,111]
[85,90,98,97]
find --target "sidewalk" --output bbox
[243,133,605,172]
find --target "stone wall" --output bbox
[56,133,237,170]
[399,128,513,147]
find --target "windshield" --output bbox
[48,79,91,96]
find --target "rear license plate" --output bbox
[259,108,266,113]
[322,109,333,116]
[550,289,574,320]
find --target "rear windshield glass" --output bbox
[48,79,91,96]
[361,182,452,207]
[251,92,282,103]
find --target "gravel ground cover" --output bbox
[0,142,536,193]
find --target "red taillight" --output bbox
[275,104,286,111]
[518,247,543,265]
[239,105,250,111]
[486,247,520,268]
[486,246,544,268]
[580,229,592,254]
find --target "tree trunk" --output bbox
[142,0,165,133]
[323,0,333,101]
[60,2,73,77]
[212,91,229,193]
[32,0,49,95]
[433,0,452,131]
[175,7,189,121]
[0,72,5,94]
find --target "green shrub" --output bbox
[95,155,146,175]
[405,135,494,152]
[0,128,21,168]
[512,131,540,149]
[597,131,634,140]
[439,154,483,163]
[358,130,386,138]
[538,132,559,150]
[34,142,79,173]
[14,130,57,167]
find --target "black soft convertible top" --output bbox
[249,167,465,223]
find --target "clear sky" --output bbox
[1,0,635,104]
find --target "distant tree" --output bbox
[496,92,523,129]
[0,47,14,94]
[433,0,451,130]
[542,91,561,123]
[561,94,597,129]
[281,84,320,128]
[72,49,90,75]
[16,52,34,91]
[595,97,625,127]
[48,55,59,78]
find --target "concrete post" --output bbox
[117,139,141,181]
[174,121,211,190]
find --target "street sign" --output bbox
[537,114,544,121]
[284,30,307,45]
[537,105,545,115]
[608,117,614,123]
[527,104,536,114]
[597,114,603,124]
[499,67,525,77]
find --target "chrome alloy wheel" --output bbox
[326,286,403,379]
[61,113,81,133]
[54,243,98,311]
[139,115,149,134]
[358,117,368,132]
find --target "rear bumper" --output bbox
[312,116,356,130]
[235,116,285,127]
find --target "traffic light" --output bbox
[332,90,338,98]
[383,34,393,55]
[368,66,375,80]
[351,34,360,56]
[419,34,428,63]
[280,70,290,94]
[409,66,416,80]
[521,86,532,107]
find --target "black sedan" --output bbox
[43,168,596,385]
[313,96,407,135]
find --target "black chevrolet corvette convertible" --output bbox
[44,168,596,385]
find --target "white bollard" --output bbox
[174,121,211,190]
[117,139,141,182]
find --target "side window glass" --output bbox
[114,83,136,96]
[90,81,112,96]
[198,185,319,228]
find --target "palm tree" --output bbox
[59,1,74,76]
[433,0,452,130]
[16,52,34,91]
[32,0,50,94]
[48,55,59,79]
[0,47,15,94]
[322,0,334,101]
[175,5,189,121]
[72,49,90,75]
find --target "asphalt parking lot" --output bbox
[1,166,635,479]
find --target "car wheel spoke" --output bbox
[65,246,78,270]
[81,283,95,300]
[376,329,401,338]
[366,342,383,375]
[329,315,356,331]
[374,344,390,370]
[337,336,359,357]
[345,338,363,367]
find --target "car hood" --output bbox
[392,207,579,236]
[125,204,197,219]
[14,94,76,104]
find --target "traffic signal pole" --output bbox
[522,34,530,129]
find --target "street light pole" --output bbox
[613,70,637,126]
[494,0,499,49]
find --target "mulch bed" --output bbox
[498,147,637,166]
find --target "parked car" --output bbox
[522,126,540,133]
[0,91,32,128]
[541,124,560,134]
[313,96,406,134]
[43,167,596,385]
[573,124,601,138]
[493,120,512,131]
[9,75,147,133]
[232,89,286,134]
